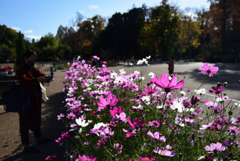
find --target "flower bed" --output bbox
[50,56,240,161]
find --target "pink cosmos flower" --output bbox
[96,139,107,146]
[77,154,97,161]
[45,155,56,160]
[148,120,166,128]
[57,113,65,120]
[200,121,214,130]
[147,131,166,142]
[153,74,184,92]
[142,85,157,95]
[153,147,175,157]
[128,117,146,128]
[205,142,226,153]
[111,112,130,123]
[123,128,137,138]
[227,126,240,135]
[110,106,124,116]
[99,127,114,139]
[97,93,117,110]
[137,154,157,161]
[93,55,100,60]
[199,63,219,77]
[67,112,76,120]
[209,86,225,95]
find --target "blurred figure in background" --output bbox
[168,56,175,76]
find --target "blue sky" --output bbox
[0,0,210,41]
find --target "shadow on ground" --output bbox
[2,92,67,161]
[177,67,240,92]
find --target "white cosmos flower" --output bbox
[133,104,143,109]
[175,117,185,127]
[119,69,126,74]
[156,104,164,109]
[194,88,207,95]
[129,63,133,66]
[235,101,240,107]
[146,56,151,59]
[134,71,140,75]
[142,96,150,102]
[137,60,143,65]
[76,118,92,127]
[114,76,123,84]
[102,82,108,86]
[139,76,145,80]
[180,91,186,96]
[110,72,118,78]
[214,95,229,102]
[171,100,185,113]
[87,79,93,84]
[148,72,155,78]
[93,122,108,130]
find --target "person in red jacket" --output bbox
[16,50,53,153]
[168,56,175,76]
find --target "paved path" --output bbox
[0,65,67,161]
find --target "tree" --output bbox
[174,12,201,58]
[98,7,145,59]
[150,1,179,60]
[15,32,26,67]
[207,0,240,53]
[57,44,72,60]
[0,45,14,62]
[38,33,58,49]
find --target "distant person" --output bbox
[15,49,53,153]
[130,56,135,65]
[123,56,126,64]
[117,56,120,65]
[168,56,175,76]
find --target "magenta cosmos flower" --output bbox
[137,154,157,161]
[205,142,226,153]
[128,117,146,128]
[76,154,97,161]
[97,93,117,110]
[93,55,100,60]
[153,74,184,93]
[110,106,124,116]
[199,63,219,77]
[45,155,56,160]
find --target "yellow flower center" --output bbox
[145,157,150,160]
[162,152,166,155]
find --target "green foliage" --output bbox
[15,32,26,67]
[0,44,15,62]
[0,25,18,48]
[38,33,58,49]
[150,3,179,60]
[41,46,57,61]
[57,44,72,60]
